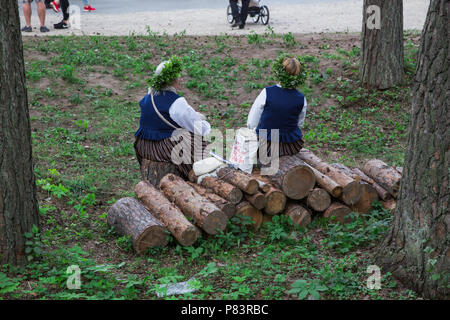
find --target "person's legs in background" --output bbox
[54,0,69,29]
[229,0,242,27]
[83,0,96,11]
[239,0,250,29]
[36,0,47,27]
[22,1,32,28]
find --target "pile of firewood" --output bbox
[107,149,402,254]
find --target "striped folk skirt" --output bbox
[134,132,208,179]
[259,138,304,158]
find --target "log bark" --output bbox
[363,159,402,197]
[381,199,396,215]
[217,167,259,195]
[306,188,331,212]
[331,163,361,183]
[245,192,267,210]
[199,175,243,204]
[350,182,379,214]
[235,201,263,230]
[303,163,343,198]
[323,202,352,224]
[297,149,362,205]
[139,159,181,187]
[284,202,312,227]
[159,174,228,235]
[376,1,449,298]
[263,186,287,216]
[0,0,40,266]
[264,155,316,200]
[107,198,169,253]
[352,168,391,201]
[360,0,404,89]
[186,182,236,218]
[134,181,200,246]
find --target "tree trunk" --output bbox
[235,201,263,230]
[265,155,316,200]
[376,0,449,299]
[159,174,228,235]
[245,192,267,210]
[217,167,259,195]
[284,202,312,227]
[140,159,180,187]
[186,181,236,218]
[360,0,404,89]
[352,167,391,201]
[363,159,402,198]
[323,202,352,224]
[306,188,331,212]
[107,198,169,253]
[297,149,362,205]
[134,181,200,246]
[0,0,40,265]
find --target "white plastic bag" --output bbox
[229,128,258,174]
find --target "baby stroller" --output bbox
[227,0,270,25]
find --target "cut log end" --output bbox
[341,181,363,205]
[306,188,331,212]
[136,226,169,254]
[245,192,267,210]
[323,202,352,224]
[235,201,263,230]
[284,203,312,227]
[282,166,316,200]
[202,210,228,235]
[264,188,287,215]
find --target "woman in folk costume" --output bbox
[134,56,211,180]
[247,54,308,159]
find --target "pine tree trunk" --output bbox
[376,0,449,299]
[360,0,404,89]
[0,0,40,265]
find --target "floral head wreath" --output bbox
[148,55,183,93]
[272,53,308,89]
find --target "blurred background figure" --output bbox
[229,0,250,29]
[21,0,50,32]
[50,0,95,12]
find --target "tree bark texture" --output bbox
[376,0,449,299]
[363,159,402,198]
[134,181,200,246]
[107,198,169,253]
[217,167,259,195]
[186,181,236,218]
[360,0,404,89]
[159,174,228,235]
[0,0,40,265]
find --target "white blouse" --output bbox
[247,86,307,130]
[168,97,211,136]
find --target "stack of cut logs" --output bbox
[108,149,402,253]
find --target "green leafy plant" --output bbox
[288,279,328,300]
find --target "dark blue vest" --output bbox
[256,85,305,143]
[134,91,181,141]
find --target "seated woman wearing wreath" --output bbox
[134,56,211,181]
[247,55,307,159]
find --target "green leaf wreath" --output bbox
[272,53,308,89]
[148,55,183,92]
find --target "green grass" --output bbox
[0,31,421,300]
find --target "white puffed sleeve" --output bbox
[298,98,307,129]
[247,88,267,129]
[169,97,211,136]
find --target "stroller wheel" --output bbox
[261,5,269,25]
[252,11,260,23]
[227,5,234,24]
